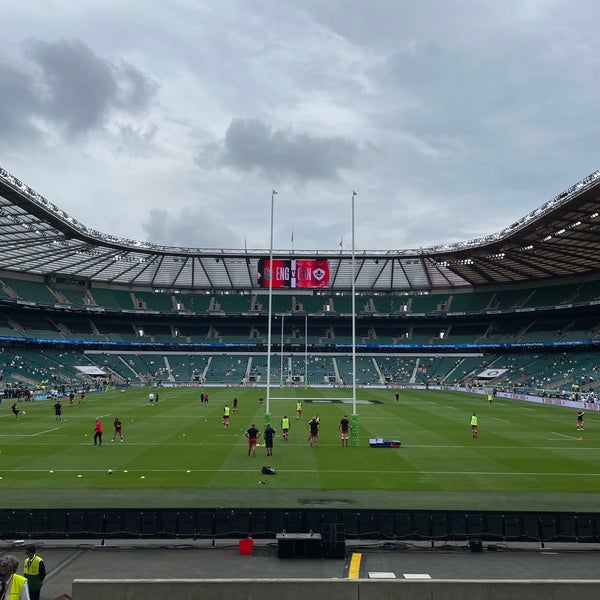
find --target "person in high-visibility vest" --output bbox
[281,416,290,441]
[470,413,478,438]
[223,404,230,428]
[23,546,45,600]
[0,553,30,600]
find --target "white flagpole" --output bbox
[304,311,308,387]
[351,191,357,416]
[266,190,277,416]
[280,314,285,387]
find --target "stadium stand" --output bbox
[335,356,381,385]
[0,166,598,401]
[371,295,409,314]
[377,356,418,384]
[294,295,330,313]
[206,355,249,383]
[212,294,253,313]
[329,295,357,314]
[523,283,581,308]
[133,291,175,311]
[165,354,210,382]
[572,279,600,302]
[447,291,494,313]
[409,294,450,313]
[53,288,90,307]
[174,292,212,312]
[254,294,293,313]
[490,289,532,310]
[0,276,59,304]
[90,287,136,310]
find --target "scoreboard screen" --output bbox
[257,258,329,289]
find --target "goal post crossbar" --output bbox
[270,396,355,402]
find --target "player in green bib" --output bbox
[470,413,478,438]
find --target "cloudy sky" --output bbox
[1,0,599,252]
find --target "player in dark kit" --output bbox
[263,423,276,456]
[577,410,585,431]
[54,400,63,422]
[246,423,260,456]
[112,417,123,441]
[339,415,350,447]
[308,416,319,446]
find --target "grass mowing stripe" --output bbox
[6,468,600,476]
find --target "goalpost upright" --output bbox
[350,191,359,446]
[264,189,277,428]
[265,190,360,446]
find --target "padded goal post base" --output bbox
[369,438,401,448]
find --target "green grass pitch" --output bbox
[1,387,599,511]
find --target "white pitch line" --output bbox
[31,428,60,436]
[551,431,580,440]
[490,417,509,422]
[0,431,68,438]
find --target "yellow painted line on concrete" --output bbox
[348,552,361,579]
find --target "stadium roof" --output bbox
[1,166,600,293]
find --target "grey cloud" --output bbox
[142,207,241,249]
[114,123,158,157]
[218,117,358,181]
[117,64,157,111]
[0,63,43,145]
[20,38,156,135]
[26,38,118,133]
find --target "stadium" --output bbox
[1,166,600,596]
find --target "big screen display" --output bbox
[257,258,329,289]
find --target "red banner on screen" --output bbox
[257,258,329,288]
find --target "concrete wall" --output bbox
[72,578,600,600]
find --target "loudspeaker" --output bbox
[277,533,323,559]
[321,523,346,558]
[469,538,483,553]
